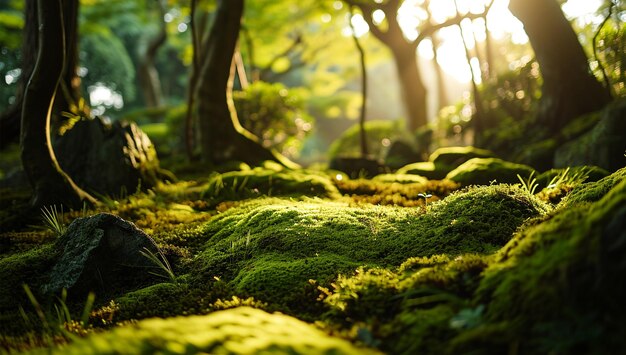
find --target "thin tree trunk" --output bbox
[21,0,96,208]
[348,5,369,158]
[138,0,167,108]
[53,0,83,118]
[431,34,449,110]
[509,0,611,133]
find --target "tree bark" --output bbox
[509,0,612,133]
[20,0,96,208]
[138,0,167,109]
[195,0,291,167]
[53,0,83,117]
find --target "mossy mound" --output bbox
[34,307,378,354]
[446,158,536,186]
[470,178,626,353]
[189,185,547,315]
[429,146,496,167]
[335,177,459,207]
[205,167,340,203]
[321,255,489,354]
[396,161,450,180]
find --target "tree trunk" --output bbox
[509,0,611,133]
[348,5,369,158]
[20,0,96,208]
[390,45,428,132]
[196,0,291,167]
[431,34,449,110]
[138,0,167,109]
[0,1,38,149]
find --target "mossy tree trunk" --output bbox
[20,0,97,208]
[509,0,612,134]
[195,0,290,167]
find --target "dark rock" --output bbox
[54,117,166,196]
[329,157,386,178]
[41,213,162,297]
[554,98,626,172]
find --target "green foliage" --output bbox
[233,82,314,159]
[328,120,411,161]
[593,18,625,97]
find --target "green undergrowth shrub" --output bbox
[32,307,379,355]
[186,185,547,317]
[335,178,459,207]
[465,177,626,353]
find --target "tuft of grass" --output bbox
[139,247,176,282]
[40,205,66,237]
[516,171,539,195]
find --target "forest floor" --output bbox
[0,145,625,354]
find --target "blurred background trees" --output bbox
[0,0,624,170]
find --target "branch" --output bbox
[415,11,486,44]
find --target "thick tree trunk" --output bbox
[509,0,611,133]
[390,46,428,132]
[0,1,38,149]
[196,0,289,166]
[138,0,167,108]
[20,0,96,208]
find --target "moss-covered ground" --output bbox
[1,150,625,354]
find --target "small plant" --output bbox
[139,247,176,282]
[40,205,66,236]
[546,167,588,189]
[418,192,433,207]
[517,171,539,195]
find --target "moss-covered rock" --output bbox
[396,161,450,180]
[536,166,609,189]
[205,167,340,203]
[470,178,626,353]
[429,146,496,167]
[446,158,536,186]
[560,166,626,207]
[35,307,379,354]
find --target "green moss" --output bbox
[472,178,626,353]
[429,146,496,167]
[335,177,459,207]
[446,158,536,186]
[36,307,379,354]
[189,185,547,317]
[396,161,451,180]
[560,166,626,207]
[371,173,428,184]
[205,167,340,203]
[536,166,609,189]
